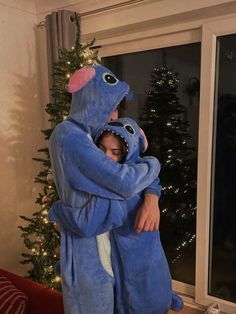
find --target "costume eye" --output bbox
[124,124,135,134]
[103,72,119,85]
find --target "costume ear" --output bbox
[67,66,96,93]
[139,128,148,152]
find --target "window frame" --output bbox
[196,16,236,314]
[97,15,236,312]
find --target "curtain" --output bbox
[45,10,78,94]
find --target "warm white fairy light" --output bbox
[45,266,52,272]
[32,248,40,256]
[188,235,195,243]
[52,276,61,283]
[66,73,71,79]
[172,254,181,263]
[42,209,48,216]
[181,241,187,247]
[83,51,89,57]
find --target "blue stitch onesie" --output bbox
[48,65,161,314]
[50,116,184,313]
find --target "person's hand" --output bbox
[134,193,160,232]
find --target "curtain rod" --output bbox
[36,0,144,27]
[80,0,144,17]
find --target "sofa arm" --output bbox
[0,268,64,314]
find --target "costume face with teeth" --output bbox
[97,131,127,163]
[95,117,148,164]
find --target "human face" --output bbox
[98,133,123,162]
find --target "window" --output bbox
[102,42,200,287]
[196,17,236,314]
[100,14,236,313]
[209,33,236,304]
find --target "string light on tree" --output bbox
[140,65,197,271]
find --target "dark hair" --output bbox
[97,131,128,163]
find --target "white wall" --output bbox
[0,0,48,275]
[1,0,236,276]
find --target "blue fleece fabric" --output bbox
[50,115,184,313]
[48,65,161,314]
[96,119,183,313]
[96,118,172,314]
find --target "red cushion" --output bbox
[0,275,28,314]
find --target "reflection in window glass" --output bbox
[210,34,236,303]
[103,43,200,285]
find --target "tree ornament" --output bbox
[46,172,54,183]
[41,195,49,205]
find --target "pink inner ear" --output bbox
[67,67,96,93]
[140,128,148,151]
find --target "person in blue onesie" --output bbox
[51,117,184,313]
[48,65,163,314]
[95,118,184,314]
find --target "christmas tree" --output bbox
[19,14,99,289]
[140,66,197,270]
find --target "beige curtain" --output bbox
[45,10,79,93]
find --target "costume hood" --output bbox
[95,117,148,163]
[67,65,133,134]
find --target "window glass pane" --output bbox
[102,43,200,285]
[210,34,236,303]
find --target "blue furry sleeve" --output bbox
[144,177,162,197]
[49,198,127,237]
[63,133,160,199]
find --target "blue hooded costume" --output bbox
[51,117,183,313]
[48,65,163,314]
[96,118,175,314]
